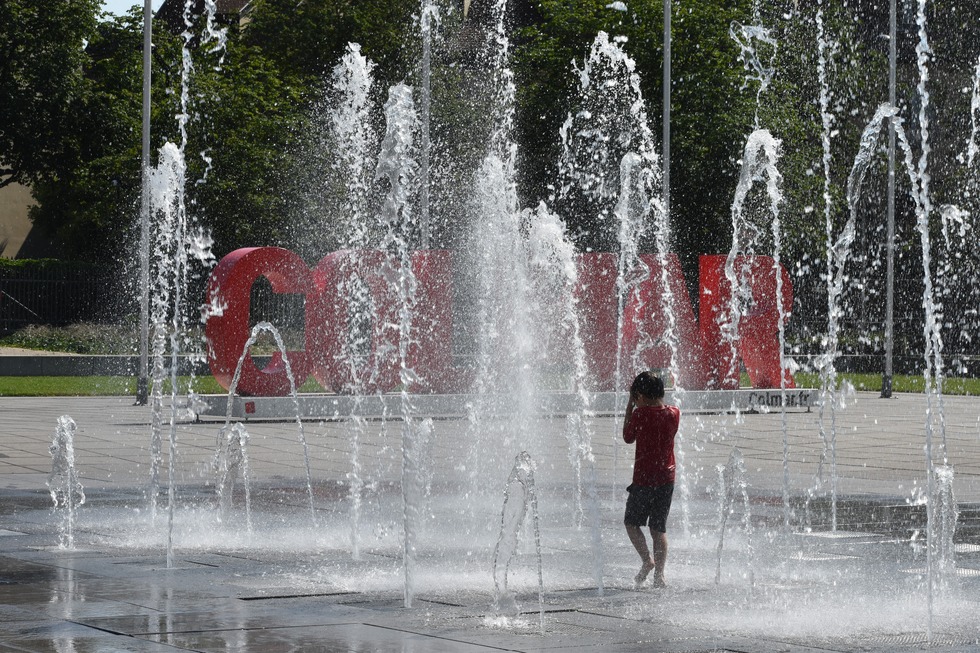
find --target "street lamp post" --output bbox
[137,0,153,406]
[663,0,671,217]
[882,0,896,398]
[420,0,433,250]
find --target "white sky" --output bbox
[101,0,163,17]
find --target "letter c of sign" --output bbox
[205,247,311,396]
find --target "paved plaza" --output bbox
[1,391,980,651]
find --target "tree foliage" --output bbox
[186,40,307,254]
[6,0,978,297]
[0,0,102,190]
[243,0,415,93]
[186,0,419,258]
[25,9,182,260]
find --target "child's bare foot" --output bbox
[634,559,655,587]
[652,575,667,588]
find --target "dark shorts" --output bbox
[624,483,674,533]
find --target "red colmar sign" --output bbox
[205,247,794,396]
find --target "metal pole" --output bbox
[882,0,896,398]
[137,0,153,406]
[663,0,671,216]
[420,0,432,250]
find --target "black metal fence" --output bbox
[0,263,115,335]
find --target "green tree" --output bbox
[662,0,760,273]
[27,9,182,260]
[243,0,415,94]
[176,0,421,260]
[186,41,306,254]
[512,0,760,274]
[0,0,102,190]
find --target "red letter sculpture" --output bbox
[206,247,311,396]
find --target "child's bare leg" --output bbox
[626,525,655,585]
[652,531,668,587]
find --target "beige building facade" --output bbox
[0,182,35,259]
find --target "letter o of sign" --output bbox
[307,249,399,393]
[205,247,311,395]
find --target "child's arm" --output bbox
[623,392,637,442]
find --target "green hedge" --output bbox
[0,258,102,279]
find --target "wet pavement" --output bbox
[1,392,980,652]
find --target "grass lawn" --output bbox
[792,373,980,395]
[0,375,325,397]
[0,372,976,397]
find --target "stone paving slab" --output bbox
[0,531,978,652]
[1,393,980,651]
[2,392,979,497]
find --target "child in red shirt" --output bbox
[623,371,680,588]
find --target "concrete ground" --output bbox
[1,391,980,652]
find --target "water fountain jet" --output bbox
[47,415,85,550]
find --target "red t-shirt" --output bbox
[624,404,680,486]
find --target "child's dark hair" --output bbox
[630,371,664,399]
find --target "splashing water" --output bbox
[485,0,516,161]
[214,321,314,524]
[558,32,661,248]
[458,11,607,583]
[814,1,841,533]
[326,43,384,561]
[611,154,653,505]
[338,268,376,560]
[417,0,440,248]
[47,415,85,549]
[558,32,669,514]
[83,0,980,644]
[722,130,783,371]
[201,0,228,67]
[842,87,947,639]
[730,20,777,127]
[819,102,940,535]
[375,82,425,608]
[824,105,908,532]
[332,43,377,246]
[527,201,604,593]
[966,52,980,168]
[931,465,958,594]
[911,3,946,638]
[715,447,751,585]
[492,451,544,632]
[216,422,252,532]
[462,0,548,529]
[938,204,969,248]
[146,143,183,524]
[144,0,222,569]
[822,106,904,528]
[464,152,542,519]
[714,129,789,535]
